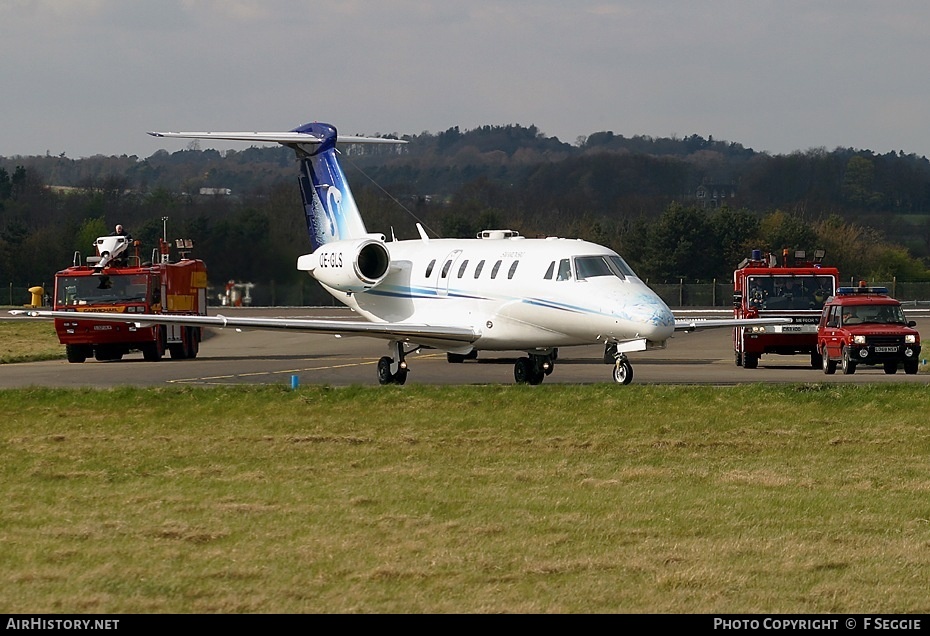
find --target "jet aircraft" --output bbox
[12,121,786,385]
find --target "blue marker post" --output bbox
[290,374,299,390]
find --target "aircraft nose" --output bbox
[615,286,675,341]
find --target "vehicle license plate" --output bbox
[874,346,898,353]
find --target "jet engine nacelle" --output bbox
[297,237,391,293]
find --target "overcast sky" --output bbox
[2,1,928,159]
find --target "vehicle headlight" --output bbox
[853,335,866,344]
[905,335,916,344]
[751,326,766,333]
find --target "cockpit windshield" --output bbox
[56,275,148,306]
[574,255,636,281]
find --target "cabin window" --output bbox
[441,259,453,278]
[556,259,571,281]
[457,259,469,278]
[508,261,519,279]
[425,259,436,278]
[474,260,485,278]
[490,260,502,279]
[544,261,555,280]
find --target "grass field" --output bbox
[1,383,929,613]
[0,318,63,363]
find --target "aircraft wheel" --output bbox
[514,357,533,384]
[841,346,856,375]
[393,367,408,385]
[377,356,395,385]
[883,361,898,374]
[612,359,633,385]
[822,348,837,375]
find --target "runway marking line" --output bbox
[167,353,445,384]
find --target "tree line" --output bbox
[3,124,930,304]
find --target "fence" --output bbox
[648,279,930,308]
[7,278,930,310]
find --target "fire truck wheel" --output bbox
[810,352,823,369]
[143,327,165,362]
[735,351,743,367]
[65,344,88,363]
[94,346,123,362]
[743,353,759,369]
[840,346,856,375]
[188,328,200,358]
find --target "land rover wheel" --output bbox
[841,346,856,375]
[822,348,837,375]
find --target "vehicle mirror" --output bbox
[733,292,742,307]
[908,320,916,327]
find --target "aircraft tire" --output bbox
[612,359,633,385]
[514,357,540,384]
[377,356,394,385]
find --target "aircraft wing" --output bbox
[8,309,477,349]
[673,316,793,332]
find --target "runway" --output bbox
[2,307,929,388]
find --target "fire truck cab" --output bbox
[53,234,208,363]
[733,249,839,369]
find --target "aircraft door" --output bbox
[435,249,463,297]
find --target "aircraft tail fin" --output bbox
[148,123,405,251]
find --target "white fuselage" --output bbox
[319,235,676,353]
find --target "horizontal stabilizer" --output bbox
[674,316,792,332]
[148,131,405,146]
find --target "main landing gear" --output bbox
[513,352,556,385]
[378,341,415,385]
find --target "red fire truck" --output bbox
[733,248,839,369]
[52,234,208,363]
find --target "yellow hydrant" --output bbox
[27,286,44,308]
